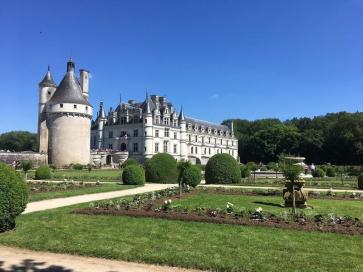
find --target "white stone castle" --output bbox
[38,59,238,167]
[91,95,238,165]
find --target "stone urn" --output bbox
[283,180,308,208]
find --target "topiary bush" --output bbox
[72,163,83,170]
[358,174,363,190]
[205,154,241,184]
[240,165,251,178]
[145,153,178,183]
[326,167,336,177]
[122,165,145,185]
[35,165,52,180]
[177,161,192,183]
[246,161,258,171]
[181,165,202,187]
[121,158,139,168]
[0,163,28,232]
[312,168,325,178]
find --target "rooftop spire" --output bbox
[145,94,152,114]
[99,101,106,119]
[178,105,185,122]
[67,58,75,72]
[39,66,56,88]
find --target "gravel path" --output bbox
[24,183,175,214]
[0,246,200,272]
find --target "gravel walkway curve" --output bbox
[24,183,175,214]
[0,246,201,272]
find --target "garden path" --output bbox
[24,183,174,214]
[202,184,363,193]
[0,246,200,272]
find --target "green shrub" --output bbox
[122,165,145,185]
[20,160,33,180]
[72,163,83,170]
[205,154,241,184]
[246,161,258,171]
[145,153,177,183]
[267,162,278,171]
[240,165,251,178]
[35,165,52,180]
[122,158,139,168]
[358,174,363,190]
[181,165,202,187]
[0,163,28,232]
[326,167,336,177]
[312,168,325,178]
[282,164,303,182]
[177,161,192,182]
[260,166,268,171]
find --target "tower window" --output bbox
[133,129,138,137]
[47,91,51,95]
[74,104,77,109]
[86,106,88,110]
[133,143,138,153]
[60,104,63,108]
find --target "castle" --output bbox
[91,95,238,165]
[38,59,93,167]
[38,59,238,167]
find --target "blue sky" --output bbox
[0,0,363,133]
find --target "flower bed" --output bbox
[27,181,102,194]
[74,187,363,235]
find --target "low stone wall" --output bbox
[0,152,48,167]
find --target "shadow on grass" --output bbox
[0,259,73,272]
[253,201,284,208]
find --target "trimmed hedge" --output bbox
[312,168,325,178]
[326,167,336,177]
[205,154,241,184]
[240,165,251,178]
[121,158,139,168]
[122,165,145,185]
[358,174,363,190]
[181,165,202,187]
[72,163,83,170]
[35,165,52,180]
[0,163,28,232]
[145,153,178,183]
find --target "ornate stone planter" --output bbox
[283,180,308,208]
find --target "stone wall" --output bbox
[0,152,48,167]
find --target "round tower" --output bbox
[143,94,153,160]
[178,107,188,161]
[38,66,57,154]
[46,59,93,167]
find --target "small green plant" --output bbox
[122,165,145,185]
[312,168,325,178]
[35,165,52,180]
[325,167,336,177]
[358,174,363,190]
[72,163,84,170]
[181,165,202,188]
[246,161,258,171]
[20,160,33,180]
[240,165,251,178]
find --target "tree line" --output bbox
[223,111,363,165]
[0,131,38,152]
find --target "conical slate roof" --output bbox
[48,61,91,106]
[39,67,56,88]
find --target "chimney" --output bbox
[80,69,89,98]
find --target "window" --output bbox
[173,144,177,154]
[163,141,168,153]
[208,137,211,144]
[195,135,197,142]
[163,118,169,125]
[155,130,159,137]
[202,137,204,144]
[108,144,113,149]
[188,135,191,142]
[164,128,169,137]
[209,148,211,155]
[191,147,193,154]
[133,143,138,153]
[133,129,138,137]
[174,132,177,139]
[204,148,206,155]
[195,147,198,154]
[74,104,77,109]
[155,143,159,153]
[121,117,127,124]
[215,138,217,144]
[220,139,223,145]
[86,106,88,111]
[108,131,113,138]
[60,104,63,108]
[47,91,51,95]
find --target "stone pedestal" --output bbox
[283,180,308,208]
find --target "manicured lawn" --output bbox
[28,184,137,202]
[0,202,362,271]
[174,191,363,219]
[27,169,122,182]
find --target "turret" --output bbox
[143,93,153,160]
[97,102,107,149]
[178,106,188,161]
[38,66,57,154]
[46,59,93,167]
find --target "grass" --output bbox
[28,183,137,202]
[27,169,122,182]
[0,197,362,271]
[174,191,363,219]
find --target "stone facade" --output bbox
[91,95,238,165]
[0,152,47,167]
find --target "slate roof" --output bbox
[39,68,56,88]
[185,116,229,131]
